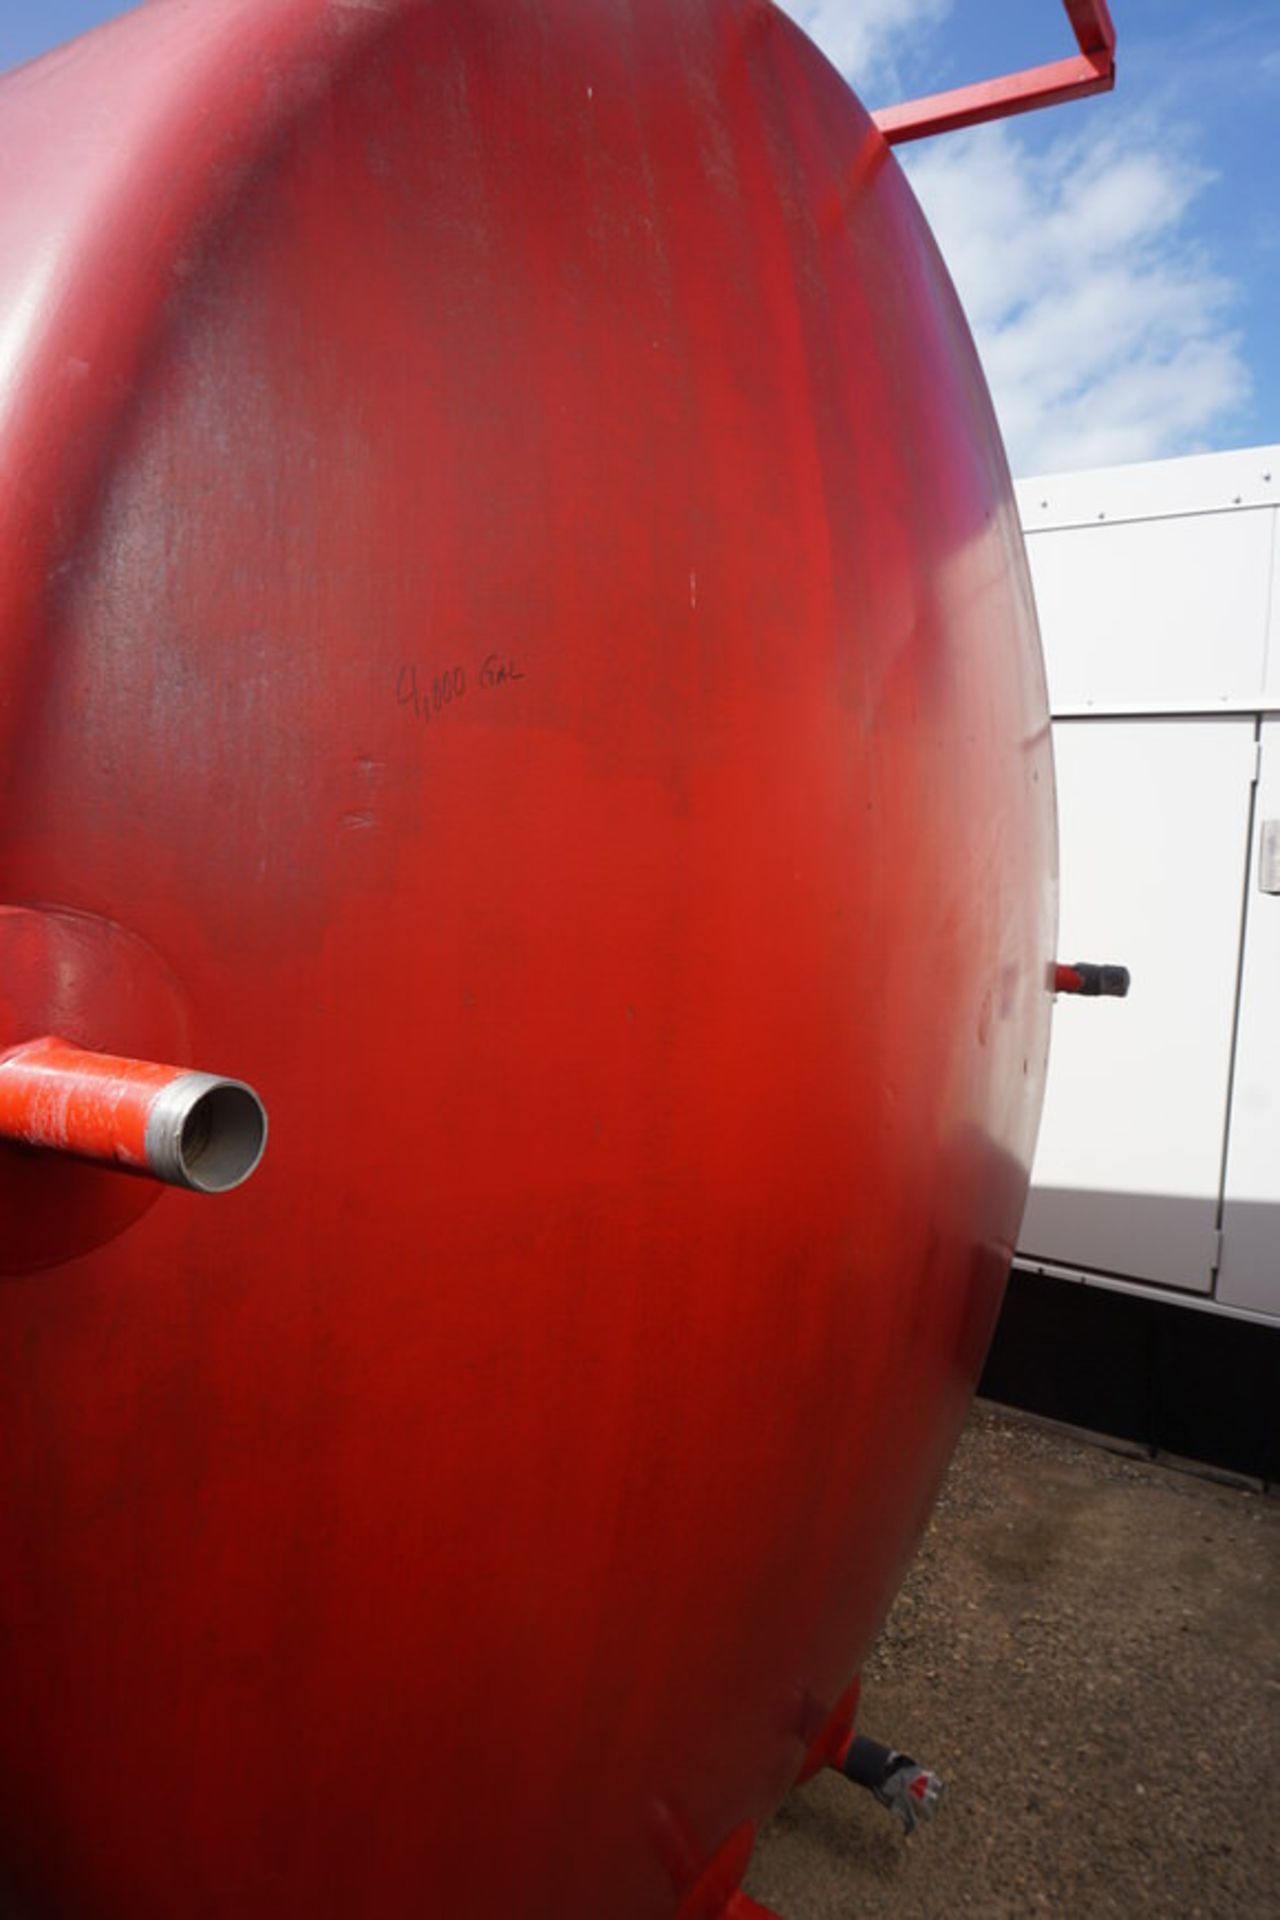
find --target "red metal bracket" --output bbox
[872,0,1116,146]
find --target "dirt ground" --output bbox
[745,1404,1280,1919]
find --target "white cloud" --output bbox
[904,124,1250,472]
[782,0,952,93]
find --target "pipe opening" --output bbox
[175,1082,267,1193]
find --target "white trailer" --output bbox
[988,448,1279,1479]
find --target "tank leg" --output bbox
[660,1807,774,1920]
[839,1734,945,1834]
[793,1677,861,1782]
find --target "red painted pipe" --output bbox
[873,0,1116,146]
[0,1035,267,1192]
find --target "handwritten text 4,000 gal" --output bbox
[395,654,524,728]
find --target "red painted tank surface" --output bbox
[0,1,1055,1914]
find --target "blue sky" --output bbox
[1,0,1274,474]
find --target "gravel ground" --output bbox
[746,1403,1280,1919]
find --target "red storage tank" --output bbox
[0,1,1055,1914]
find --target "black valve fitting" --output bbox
[1054,961,1130,997]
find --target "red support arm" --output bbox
[872,0,1116,146]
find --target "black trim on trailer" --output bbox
[980,1266,1280,1485]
